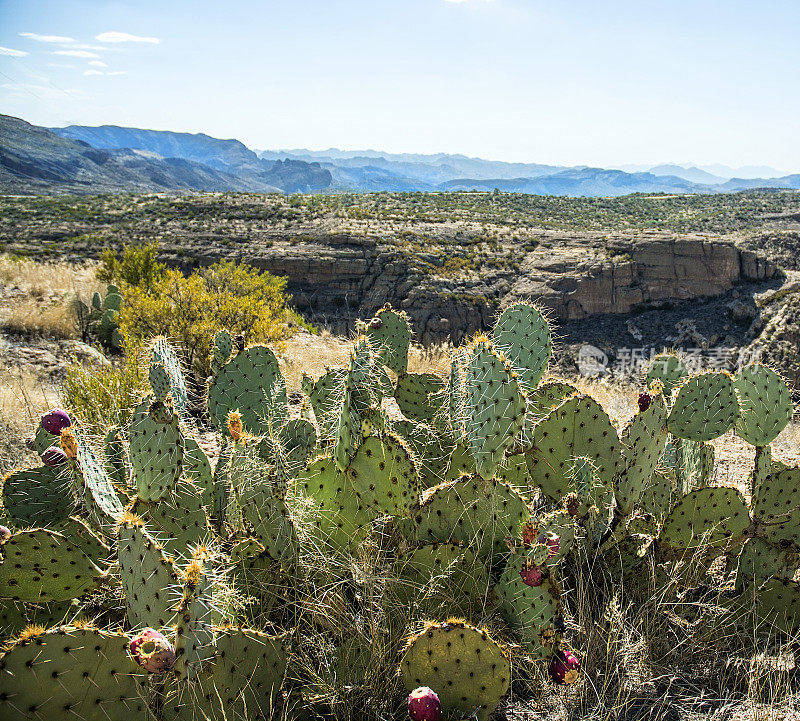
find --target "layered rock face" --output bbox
[173,231,776,345]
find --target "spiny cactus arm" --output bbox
[465,338,526,479]
[73,437,124,525]
[667,371,740,442]
[1,464,74,528]
[731,537,799,589]
[733,363,793,447]
[365,304,411,374]
[239,483,298,570]
[0,519,108,602]
[129,396,184,501]
[660,486,750,550]
[399,619,511,721]
[117,515,181,629]
[394,371,446,424]
[527,394,621,503]
[492,301,552,393]
[207,345,288,437]
[496,558,563,659]
[0,625,148,721]
[392,418,454,491]
[152,337,189,417]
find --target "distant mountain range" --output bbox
[1,114,798,196]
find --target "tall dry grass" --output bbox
[0,255,102,338]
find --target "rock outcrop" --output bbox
[165,230,777,345]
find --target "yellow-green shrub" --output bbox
[120,261,293,379]
[61,345,147,434]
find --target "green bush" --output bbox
[97,242,165,293]
[61,345,147,434]
[120,260,294,380]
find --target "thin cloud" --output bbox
[19,32,76,43]
[54,50,101,58]
[96,31,160,44]
[84,69,103,76]
[88,60,108,67]
[0,46,29,57]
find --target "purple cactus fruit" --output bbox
[42,446,68,467]
[549,649,581,685]
[0,525,11,542]
[565,493,580,517]
[41,408,71,436]
[407,686,441,721]
[370,317,383,330]
[538,532,560,559]
[129,628,176,673]
[520,561,544,587]
[637,393,652,413]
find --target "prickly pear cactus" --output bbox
[393,542,491,613]
[152,337,189,413]
[615,392,668,514]
[527,394,621,503]
[645,353,688,399]
[447,347,468,442]
[117,515,180,629]
[733,364,793,447]
[411,474,529,563]
[73,437,124,525]
[345,433,419,517]
[129,392,184,502]
[394,371,445,424]
[166,627,287,721]
[239,482,298,569]
[399,619,511,721]
[496,557,563,659]
[492,301,552,393]
[102,426,128,490]
[0,625,147,721]
[1,464,74,527]
[0,519,108,602]
[208,345,287,437]
[667,372,739,441]
[732,537,799,588]
[301,367,346,440]
[750,466,800,547]
[660,486,749,550]
[365,305,411,375]
[393,419,453,490]
[465,338,526,479]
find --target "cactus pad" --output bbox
[365,305,411,374]
[0,521,107,602]
[492,301,552,392]
[661,486,749,550]
[129,397,184,501]
[465,339,526,479]
[527,394,621,503]
[240,483,298,569]
[399,619,510,720]
[733,364,793,447]
[645,354,688,398]
[0,625,147,721]
[395,372,445,424]
[208,345,288,436]
[496,557,563,658]
[667,372,739,441]
[152,337,189,416]
[345,434,419,517]
[1,465,73,527]
[751,467,800,547]
[411,474,529,563]
[615,393,668,514]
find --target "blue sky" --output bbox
[1,0,798,171]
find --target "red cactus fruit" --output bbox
[538,532,560,558]
[407,686,441,721]
[549,649,581,685]
[637,393,652,412]
[0,525,10,542]
[520,560,544,587]
[41,408,71,436]
[370,317,383,330]
[129,628,176,673]
[41,446,68,468]
[565,493,580,517]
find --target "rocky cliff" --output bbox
[161,230,777,345]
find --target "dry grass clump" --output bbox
[0,255,102,339]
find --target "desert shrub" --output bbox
[97,242,165,293]
[61,345,147,434]
[119,260,294,380]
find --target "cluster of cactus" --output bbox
[2,300,799,720]
[74,283,124,351]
